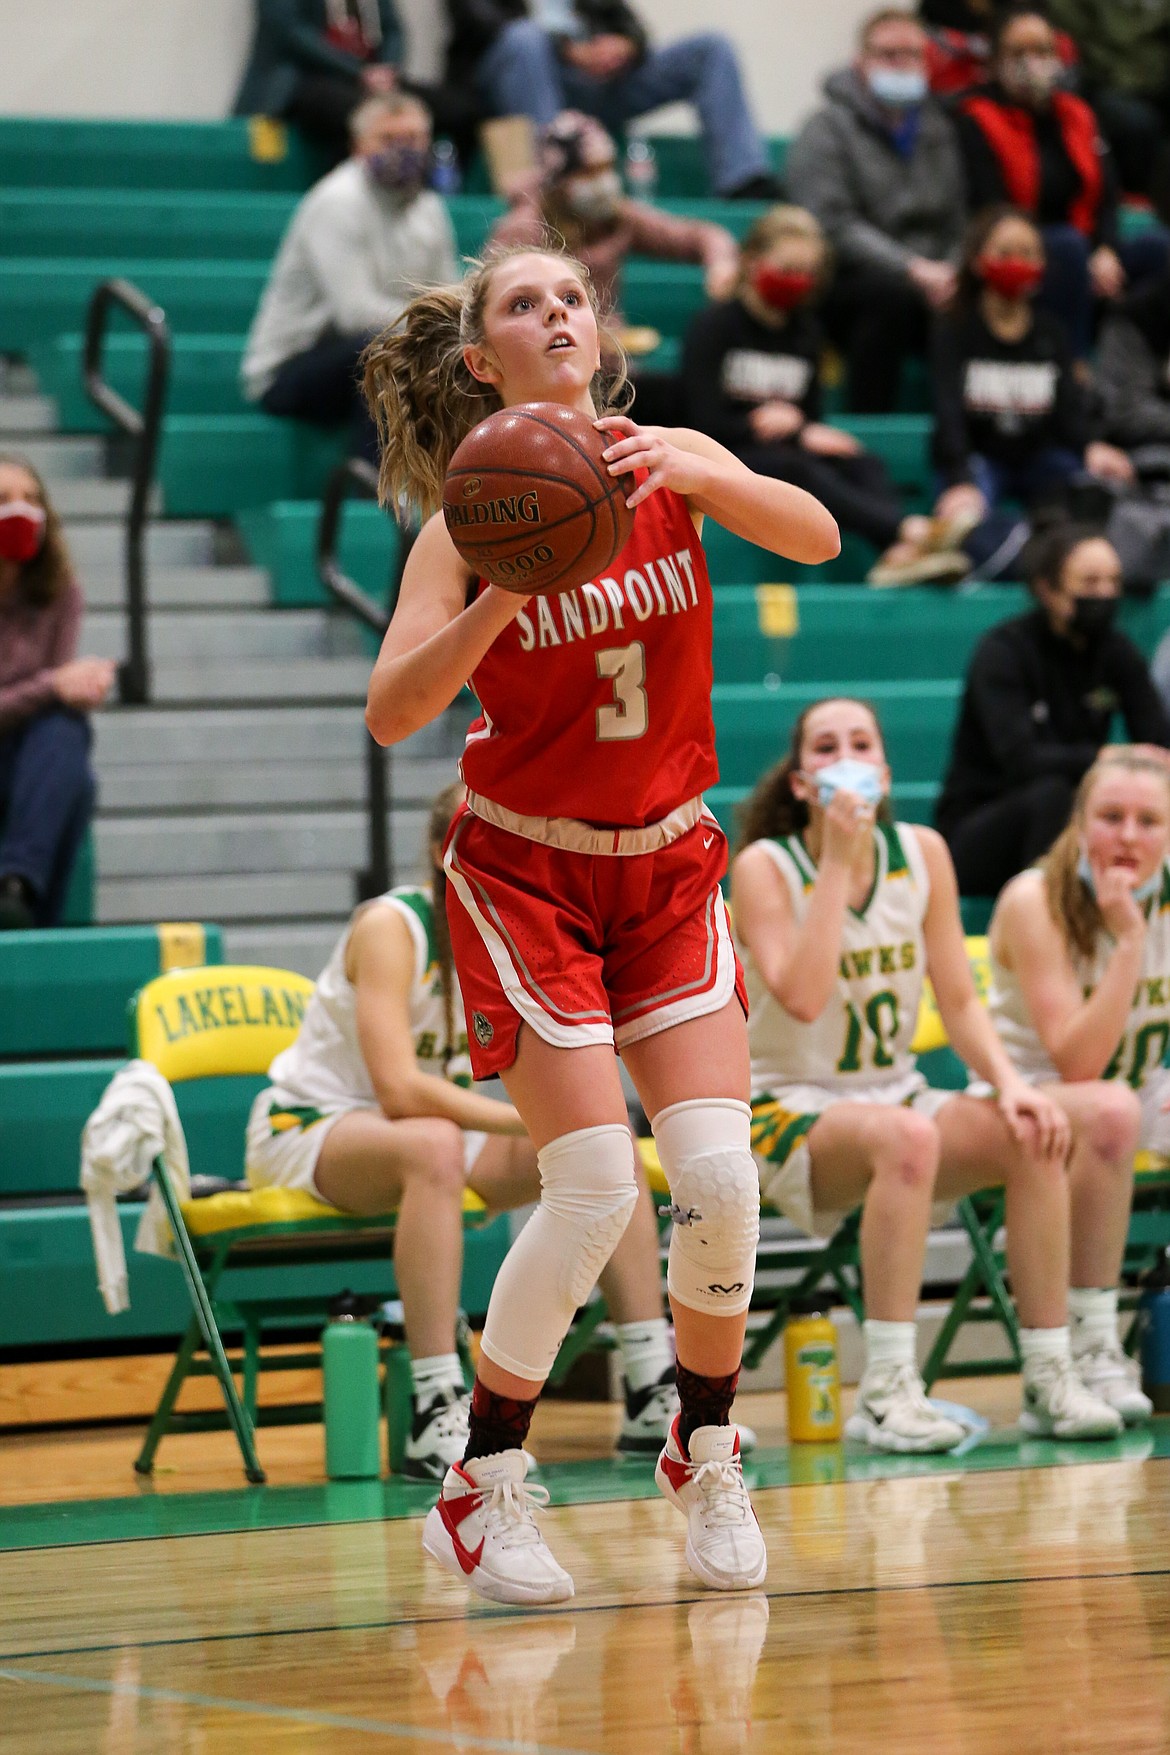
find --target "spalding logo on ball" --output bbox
[443,402,635,597]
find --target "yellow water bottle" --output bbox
[784,1308,841,1442]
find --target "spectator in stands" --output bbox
[0,456,114,932]
[952,7,1168,355]
[935,521,1170,899]
[245,782,686,1479]
[925,206,1133,582]
[682,206,968,585]
[1047,0,1170,206]
[464,0,782,200]
[786,8,967,414]
[490,112,738,425]
[919,0,1000,95]
[235,0,480,171]
[241,93,457,460]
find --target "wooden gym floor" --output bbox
[1,1380,1168,1753]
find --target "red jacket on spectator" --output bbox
[958,87,1104,236]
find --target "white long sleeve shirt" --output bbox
[241,157,458,400]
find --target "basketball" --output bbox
[442,402,635,596]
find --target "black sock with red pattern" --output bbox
[676,1363,741,1455]
[462,1377,540,1464]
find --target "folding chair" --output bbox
[126,964,487,1484]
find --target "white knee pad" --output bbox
[653,1098,758,1317]
[479,1123,638,1381]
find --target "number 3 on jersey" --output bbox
[596,642,648,741]
[837,989,900,1073]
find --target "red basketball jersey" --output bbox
[460,484,718,828]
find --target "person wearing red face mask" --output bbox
[0,455,114,931]
[926,206,1133,580]
[683,206,967,585]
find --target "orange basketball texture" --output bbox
[442,403,636,596]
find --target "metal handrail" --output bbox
[316,456,416,900]
[83,277,171,706]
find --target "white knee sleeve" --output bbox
[653,1098,758,1317]
[479,1123,638,1381]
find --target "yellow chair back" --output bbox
[131,964,315,1084]
[911,936,990,1056]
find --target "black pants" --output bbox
[737,442,904,551]
[822,264,929,415]
[261,329,378,461]
[941,774,1077,898]
[284,72,483,171]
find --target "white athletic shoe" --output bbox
[618,1370,758,1455]
[656,1416,767,1591]
[421,1448,574,1606]
[401,1388,471,1482]
[845,1362,966,1454]
[1019,1353,1124,1440]
[1072,1340,1153,1425]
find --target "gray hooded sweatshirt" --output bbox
[786,68,967,279]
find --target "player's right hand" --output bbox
[1094,862,1148,942]
[820,788,874,866]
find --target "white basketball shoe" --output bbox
[655,1416,767,1591]
[422,1448,574,1606]
[1019,1353,1123,1439]
[845,1362,967,1454]
[1072,1338,1153,1425]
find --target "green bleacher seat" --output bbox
[713,677,961,789]
[708,583,1170,683]
[238,498,400,611]
[30,333,251,428]
[0,117,323,192]
[0,188,298,262]
[0,924,223,1057]
[0,1062,253,1199]
[0,258,267,350]
[634,133,789,197]
[159,414,345,516]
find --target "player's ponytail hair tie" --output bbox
[361,242,629,519]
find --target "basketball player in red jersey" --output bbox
[362,245,840,1606]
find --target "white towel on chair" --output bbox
[79,1059,191,1315]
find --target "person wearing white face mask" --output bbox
[489,111,738,425]
[240,92,457,458]
[731,693,1137,1448]
[0,455,114,931]
[986,747,1170,1421]
[786,8,967,413]
[954,7,1169,356]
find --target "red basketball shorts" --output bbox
[443,804,747,1078]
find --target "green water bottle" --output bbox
[323,1294,381,1480]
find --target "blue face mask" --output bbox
[811,758,886,809]
[1076,851,1162,904]
[867,66,927,107]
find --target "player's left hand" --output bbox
[596,415,711,508]
[996,1077,1070,1160]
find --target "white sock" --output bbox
[1019,1326,1071,1371]
[411,1351,464,1409]
[1069,1287,1120,1351]
[863,1319,916,1374]
[615,1318,674,1394]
